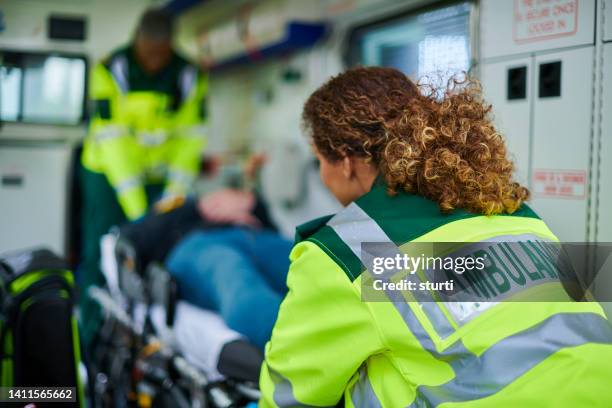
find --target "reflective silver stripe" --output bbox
[175,124,208,139]
[109,55,129,93]
[328,203,456,339]
[434,234,555,325]
[351,367,383,408]
[167,169,194,187]
[269,368,323,408]
[328,203,390,263]
[115,176,142,195]
[385,288,475,368]
[179,65,197,102]
[94,126,125,142]
[185,124,208,137]
[408,312,612,408]
[137,130,168,146]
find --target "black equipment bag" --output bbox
[0,248,84,406]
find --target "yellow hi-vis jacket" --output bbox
[259,181,612,407]
[82,46,208,220]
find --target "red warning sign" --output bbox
[532,169,587,199]
[513,0,579,44]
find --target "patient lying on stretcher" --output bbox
[108,184,292,381]
[166,189,292,350]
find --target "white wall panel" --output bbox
[481,57,533,188]
[480,0,596,60]
[597,43,612,241]
[0,0,154,61]
[604,0,612,42]
[529,46,593,241]
[0,144,71,255]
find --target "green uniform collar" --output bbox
[105,45,190,94]
[295,214,334,243]
[296,179,540,281]
[296,180,539,244]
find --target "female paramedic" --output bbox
[258,67,612,407]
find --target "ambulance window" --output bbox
[347,1,473,82]
[0,51,87,125]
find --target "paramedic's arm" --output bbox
[259,241,383,407]
[88,63,147,220]
[165,69,208,197]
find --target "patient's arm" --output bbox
[197,189,261,227]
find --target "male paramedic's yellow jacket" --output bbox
[259,181,612,407]
[82,46,208,220]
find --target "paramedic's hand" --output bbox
[154,194,186,214]
[198,189,261,227]
[244,153,268,181]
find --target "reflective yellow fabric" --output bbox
[259,205,612,407]
[82,58,207,219]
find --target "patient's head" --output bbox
[302,66,529,214]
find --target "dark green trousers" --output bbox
[78,166,161,349]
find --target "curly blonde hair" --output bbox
[303,66,529,215]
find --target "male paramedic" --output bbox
[79,8,208,348]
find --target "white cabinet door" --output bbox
[604,0,612,42]
[480,57,534,188]
[530,46,594,241]
[595,46,612,318]
[0,144,71,255]
[597,43,612,241]
[480,0,596,60]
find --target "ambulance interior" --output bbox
[0,0,611,405]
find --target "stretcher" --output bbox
[91,231,262,407]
